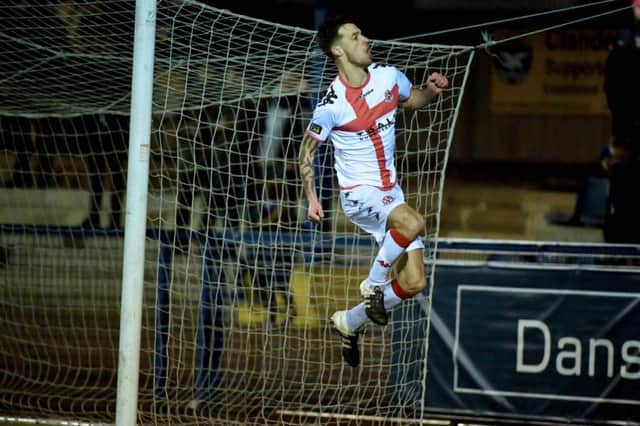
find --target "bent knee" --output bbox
[398,275,426,295]
[410,214,425,236]
[398,214,425,240]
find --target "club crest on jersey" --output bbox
[384,89,394,103]
[381,195,395,205]
[308,122,322,135]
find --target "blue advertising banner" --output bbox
[392,263,640,424]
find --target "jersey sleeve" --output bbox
[305,105,334,142]
[395,67,413,102]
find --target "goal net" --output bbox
[0,1,474,424]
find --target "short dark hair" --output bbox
[317,14,353,58]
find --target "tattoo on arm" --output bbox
[299,134,319,199]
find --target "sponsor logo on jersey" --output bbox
[317,85,338,107]
[382,195,395,205]
[359,88,374,99]
[308,122,322,135]
[357,117,395,140]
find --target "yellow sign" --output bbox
[490,29,617,115]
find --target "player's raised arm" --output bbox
[401,72,448,110]
[298,133,324,224]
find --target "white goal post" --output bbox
[116,0,157,425]
[0,1,475,425]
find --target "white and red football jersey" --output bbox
[306,63,412,189]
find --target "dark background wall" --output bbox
[208,0,632,181]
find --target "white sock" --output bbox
[346,280,417,331]
[345,303,369,332]
[368,228,411,285]
[384,278,415,310]
[383,283,403,309]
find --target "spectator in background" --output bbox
[602,0,640,243]
[174,108,228,241]
[260,70,312,226]
[0,116,45,188]
[244,70,311,326]
[173,102,258,242]
[34,115,127,229]
[82,114,128,229]
[175,64,261,239]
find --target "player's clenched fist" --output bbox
[307,199,324,224]
[426,72,448,94]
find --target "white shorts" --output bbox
[340,184,424,251]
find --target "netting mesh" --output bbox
[0,1,474,424]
